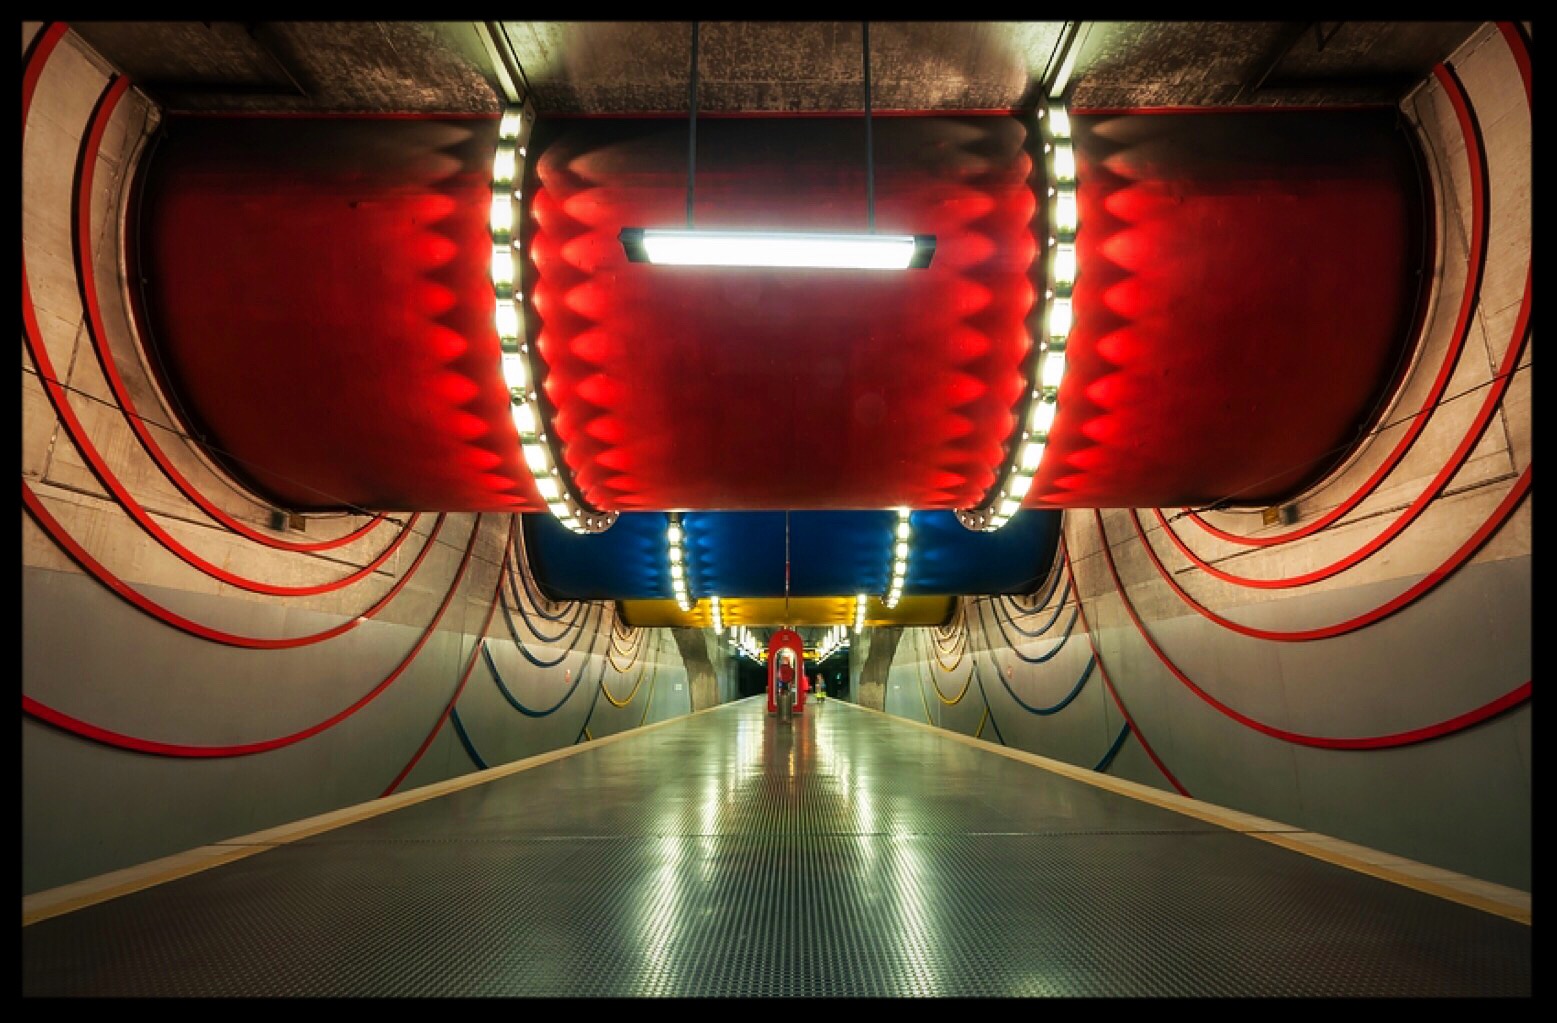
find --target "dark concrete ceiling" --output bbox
[67,20,1482,115]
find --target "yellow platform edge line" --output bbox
[22,696,753,927]
[837,699,1531,925]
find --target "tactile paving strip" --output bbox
[22,700,1531,996]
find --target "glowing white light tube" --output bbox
[621,229,935,270]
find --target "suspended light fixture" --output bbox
[621,228,934,269]
[620,22,934,270]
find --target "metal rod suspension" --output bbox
[688,21,699,228]
[863,21,874,231]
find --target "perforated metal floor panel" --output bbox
[22,698,1531,997]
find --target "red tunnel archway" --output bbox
[765,628,807,715]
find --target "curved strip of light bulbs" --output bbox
[666,513,693,611]
[816,622,850,662]
[710,594,723,634]
[883,510,911,608]
[734,626,763,662]
[956,103,1076,533]
[492,104,617,534]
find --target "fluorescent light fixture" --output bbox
[1020,439,1046,471]
[522,443,548,472]
[999,497,1022,517]
[1006,473,1033,498]
[535,477,561,500]
[1047,108,1072,137]
[667,523,683,544]
[896,521,911,540]
[511,403,538,436]
[620,228,936,270]
[499,109,522,137]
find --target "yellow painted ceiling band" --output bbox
[618,595,955,628]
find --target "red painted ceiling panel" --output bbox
[1038,110,1425,507]
[136,116,540,512]
[133,109,1423,514]
[525,115,1040,512]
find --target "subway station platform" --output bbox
[22,697,1531,997]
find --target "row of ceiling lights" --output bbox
[956,103,1075,533]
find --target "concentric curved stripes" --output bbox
[448,706,489,770]
[929,629,967,673]
[1116,465,1529,642]
[481,624,595,718]
[921,650,975,706]
[23,72,414,599]
[502,577,588,646]
[381,526,508,795]
[23,480,447,649]
[21,515,484,757]
[1004,538,1067,615]
[1064,548,1190,796]
[1093,723,1131,773]
[502,596,598,668]
[971,667,1006,745]
[999,574,1072,636]
[513,529,579,622]
[981,595,1078,664]
[599,653,652,708]
[1148,248,1530,592]
[72,67,390,555]
[1179,57,1490,550]
[635,647,663,727]
[606,614,646,673]
[991,648,1095,717]
[1095,509,1531,747]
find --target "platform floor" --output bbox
[22,696,1531,997]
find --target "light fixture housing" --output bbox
[620,228,936,270]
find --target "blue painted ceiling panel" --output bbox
[525,508,1061,600]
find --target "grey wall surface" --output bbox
[20,23,709,895]
[881,23,1533,891]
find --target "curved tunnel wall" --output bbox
[872,22,1531,889]
[21,22,724,896]
[21,20,1529,903]
[134,105,1425,515]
